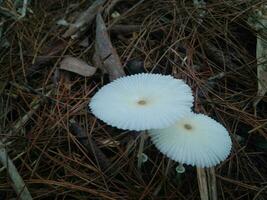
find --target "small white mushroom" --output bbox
[149,112,232,168]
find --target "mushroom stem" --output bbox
[137,132,147,169]
[197,167,217,200]
[197,167,209,200]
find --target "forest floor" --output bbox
[0,0,267,199]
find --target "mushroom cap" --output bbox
[148,113,232,167]
[89,73,193,131]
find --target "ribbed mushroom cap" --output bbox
[89,73,193,131]
[148,113,232,167]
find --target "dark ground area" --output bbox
[0,0,267,199]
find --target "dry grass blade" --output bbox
[4,88,52,141]
[69,119,112,172]
[0,141,32,200]
[95,12,125,80]
[28,179,117,200]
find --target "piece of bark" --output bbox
[59,56,96,77]
[95,13,125,81]
[250,6,267,109]
[63,0,106,38]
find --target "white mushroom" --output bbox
[149,113,232,168]
[89,73,193,131]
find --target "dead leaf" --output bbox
[95,13,125,80]
[59,56,96,77]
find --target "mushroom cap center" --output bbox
[137,100,147,105]
[184,124,193,130]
